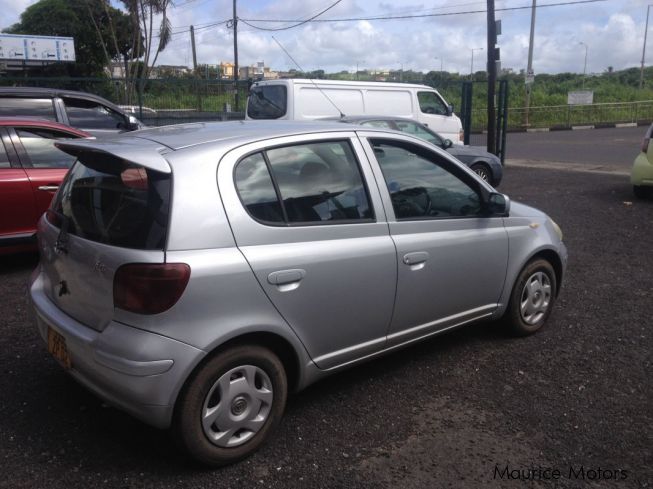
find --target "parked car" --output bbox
[0,118,90,254]
[0,87,144,137]
[631,123,653,198]
[329,115,503,186]
[30,121,566,467]
[247,79,465,144]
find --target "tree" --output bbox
[4,0,134,77]
[120,0,172,100]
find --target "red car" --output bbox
[0,118,90,254]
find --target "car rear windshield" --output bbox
[48,157,170,250]
[247,85,287,119]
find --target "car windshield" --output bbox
[247,85,287,119]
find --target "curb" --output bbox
[480,120,652,134]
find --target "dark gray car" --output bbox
[331,115,503,186]
[0,87,143,137]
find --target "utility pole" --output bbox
[524,0,536,126]
[640,5,652,90]
[232,0,239,110]
[580,42,588,89]
[487,0,497,154]
[190,25,198,74]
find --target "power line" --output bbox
[240,0,606,25]
[239,0,343,32]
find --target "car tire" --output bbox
[173,345,287,467]
[633,185,651,199]
[504,259,557,337]
[471,163,492,183]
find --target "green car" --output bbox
[632,124,653,198]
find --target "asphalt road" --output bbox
[1,164,652,488]
[505,126,644,168]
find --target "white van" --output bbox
[246,79,464,144]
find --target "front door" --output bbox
[218,133,397,369]
[361,136,509,346]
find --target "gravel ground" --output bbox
[0,165,651,489]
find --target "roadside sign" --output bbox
[525,70,534,84]
[568,90,594,105]
[0,34,75,62]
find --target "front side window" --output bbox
[247,85,287,119]
[15,128,77,168]
[417,91,448,116]
[0,98,56,120]
[63,98,126,129]
[394,120,443,146]
[234,140,373,225]
[372,140,481,219]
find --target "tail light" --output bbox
[459,129,465,143]
[114,263,190,315]
[642,137,650,154]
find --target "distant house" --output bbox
[150,65,191,78]
[220,62,235,79]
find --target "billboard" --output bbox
[568,90,594,105]
[0,34,75,62]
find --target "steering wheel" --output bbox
[423,107,436,114]
[392,187,433,217]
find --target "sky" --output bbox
[0,0,650,76]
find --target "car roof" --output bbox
[55,120,403,173]
[0,87,126,114]
[0,117,91,136]
[123,120,392,151]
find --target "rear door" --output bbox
[219,132,397,369]
[359,133,509,345]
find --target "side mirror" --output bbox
[442,139,453,149]
[485,192,510,216]
[447,104,454,116]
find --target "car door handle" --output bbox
[38,185,59,192]
[267,269,306,291]
[403,252,429,270]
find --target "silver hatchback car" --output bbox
[30,121,567,466]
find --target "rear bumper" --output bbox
[30,268,205,429]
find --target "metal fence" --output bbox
[472,101,653,132]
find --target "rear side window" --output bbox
[247,86,287,119]
[234,140,373,225]
[0,138,9,169]
[63,98,126,130]
[0,98,56,120]
[49,159,170,249]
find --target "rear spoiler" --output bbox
[55,137,171,174]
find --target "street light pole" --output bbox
[524,0,537,127]
[434,57,443,84]
[579,41,588,89]
[640,4,652,90]
[470,47,483,80]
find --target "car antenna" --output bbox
[272,35,346,119]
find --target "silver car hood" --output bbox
[508,201,547,218]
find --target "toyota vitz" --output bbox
[30,121,567,466]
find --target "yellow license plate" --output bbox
[47,327,71,369]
